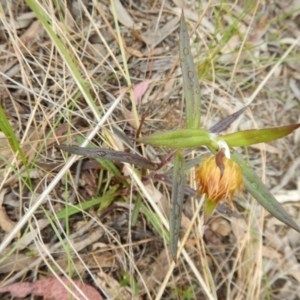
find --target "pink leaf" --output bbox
[133,79,150,104]
[115,80,150,104]
[0,277,104,300]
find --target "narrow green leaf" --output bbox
[56,187,119,219]
[170,151,186,261]
[138,129,210,148]
[140,204,169,241]
[180,12,201,129]
[0,105,27,167]
[203,198,218,224]
[119,270,139,294]
[220,123,300,147]
[131,195,142,225]
[231,151,300,233]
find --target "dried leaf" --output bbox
[110,0,134,28]
[0,277,103,300]
[20,20,43,46]
[7,11,36,29]
[0,207,20,237]
[210,218,231,237]
[143,17,180,48]
[0,131,14,168]
[0,253,36,274]
[249,16,269,44]
[138,249,170,293]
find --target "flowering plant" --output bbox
[138,13,300,260]
[59,13,300,262]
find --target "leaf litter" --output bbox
[0,1,300,299]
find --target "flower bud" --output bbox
[196,154,243,203]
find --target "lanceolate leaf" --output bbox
[57,145,156,170]
[138,129,210,148]
[170,151,186,261]
[220,123,300,147]
[209,106,248,133]
[231,151,300,233]
[180,12,201,129]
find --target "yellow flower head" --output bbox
[195,152,243,202]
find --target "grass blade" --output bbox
[25,0,101,118]
[0,105,27,168]
[140,204,169,241]
[56,187,119,219]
